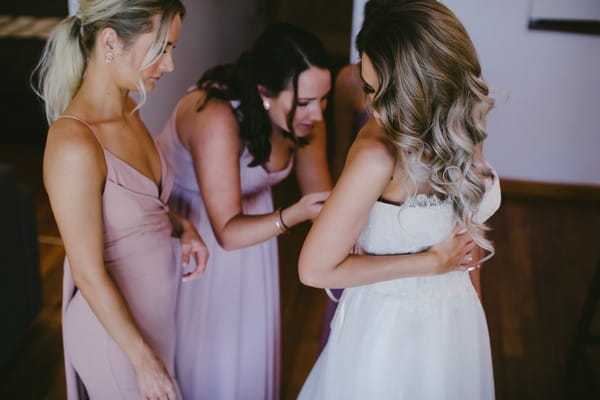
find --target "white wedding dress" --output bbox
[298,174,501,400]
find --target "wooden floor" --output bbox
[1,145,599,399]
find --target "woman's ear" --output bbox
[256,84,272,101]
[256,85,274,112]
[98,27,120,62]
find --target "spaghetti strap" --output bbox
[57,114,102,143]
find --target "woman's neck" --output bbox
[74,62,131,120]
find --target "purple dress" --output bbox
[59,115,181,399]
[157,93,293,400]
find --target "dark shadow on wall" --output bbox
[0,1,68,147]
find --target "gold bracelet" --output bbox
[279,208,291,231]
[275,208,289,233]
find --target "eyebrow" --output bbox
[297,93,330,101]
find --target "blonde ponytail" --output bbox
[34,15,85,124]
[33,0,185,124]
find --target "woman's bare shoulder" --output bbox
[44,118,105,178]
[346,120,396,177]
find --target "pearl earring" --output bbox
[105,51,113,64]
[262,100,271,111]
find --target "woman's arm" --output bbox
[288,118,333,226]
[294,120,332,194]
[176,95,325,250]
[331,64,363,180]
[44,120,176,398]
[298,133,476,289]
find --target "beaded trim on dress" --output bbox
[378,192,452,209]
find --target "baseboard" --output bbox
[500,178,600,202]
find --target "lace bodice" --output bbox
[357,174,501,256]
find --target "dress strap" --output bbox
[57,114,102,145]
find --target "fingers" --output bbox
[165,380,176,400]
[180,243,191,266]
[182,245,208,282]
[160,376,177,400]
[182,262,204,281]
[458,247,481,271]
[463,241,476,254]
[451,223,463,235]
[141,379,175,400]
[309,191,331,204]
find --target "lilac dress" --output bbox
[157,93,293,400]
[58,115,181,399]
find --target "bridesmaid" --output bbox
[35,1,207,398]
[157,23,332,399]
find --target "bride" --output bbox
[298,1,500,398]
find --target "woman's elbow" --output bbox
[298,258,325,288]
[298,266,314,287]
[214,230,244,251]
[215,234,236,251]
[70,267,104,294]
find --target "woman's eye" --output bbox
[298,101,309,107]
[362,84,375,94]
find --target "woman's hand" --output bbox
[428,224,477,274]
[133,349,177,400]
[284,191,330,226]
[180,218,209,282]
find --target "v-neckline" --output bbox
[240,147,294,177]
[102,146,164,196]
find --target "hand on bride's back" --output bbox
[295,191,331,221]
[428,224,477,274]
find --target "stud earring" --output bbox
[262,100,271,111]
[105,51,114,64]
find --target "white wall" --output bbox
[350,0,600,185]
[142,0,266,133]
[349,0,368,62]
[443,0,600,185]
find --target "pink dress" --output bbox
[157,93,293,400]
[58,115,181,399]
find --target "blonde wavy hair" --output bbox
[33,0,185,124]
[356,0,496,254]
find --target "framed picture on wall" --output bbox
[529,0,600,34]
